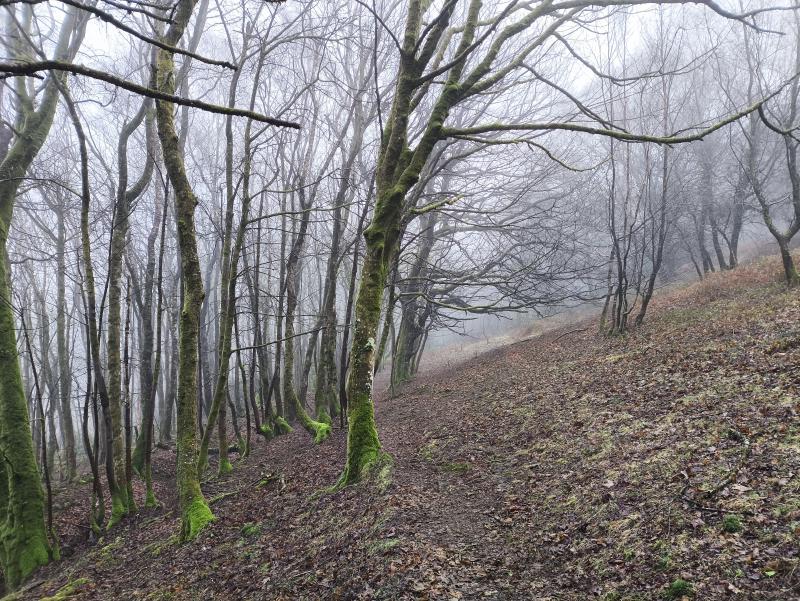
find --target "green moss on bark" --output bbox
[0,10,82,590]
[338,244,389,487]
[0,525,50,590]
[131,437,145,476]
[143,463,158,508]
[313,422,332,444]
[337,388,387,486]
[273,416,292,435]
[181,497,214,541]
[289,388,331,444]
[40,578,90,601]
[0,274,56,584]
[107,489,128,528]
[155,0,214,544]
[144,467,159,508]
[316,410,332,426]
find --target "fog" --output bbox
[0,0,798,591]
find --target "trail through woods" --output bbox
[24,254,800,600]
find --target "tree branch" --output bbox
[0,60,301,128]
[443,78,798,145]
[3,0,237,68]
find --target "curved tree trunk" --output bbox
[107,97,153,523]
[0,6,84,587]
[63,83,118,537]
[283,194,330,444]
[72,168,106,533]
[154,0,214,541]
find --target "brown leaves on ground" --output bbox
[30,255,800,600]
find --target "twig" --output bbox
[678,428,754,515]
[700,429,751,500]
[551,326,590,343]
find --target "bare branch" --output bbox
[443,76,798,145]
[0,60,301,127]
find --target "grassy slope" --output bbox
[21,255,800,600]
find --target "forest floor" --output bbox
[15,254,800,601]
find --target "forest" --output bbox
[0,0,798,598]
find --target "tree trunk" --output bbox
[107,96,152,522]
[122,280,136,513]
[339,238,390,485]
[338,190,372,428]
[778,238,799,287]
[131,110,160,491]
[283,195,330,444]
[728,172,746,269]
[55,204,76,480]
[159,282,179,444]
[141,173,167,507]
[0,6,83,585]
[154,0,214,540]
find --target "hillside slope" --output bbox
[21,256,800,600]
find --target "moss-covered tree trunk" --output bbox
[154,0,213,540]
[339,240,392,484]
[106,101,152,524]
[0,246,53,589]
[339,0,478,486]
[283,196,330,444]
[314,99,365,422]
[0,6,84,587]
[338,195,372,428]
[65,88,106,531]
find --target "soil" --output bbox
[17,255,800,600]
